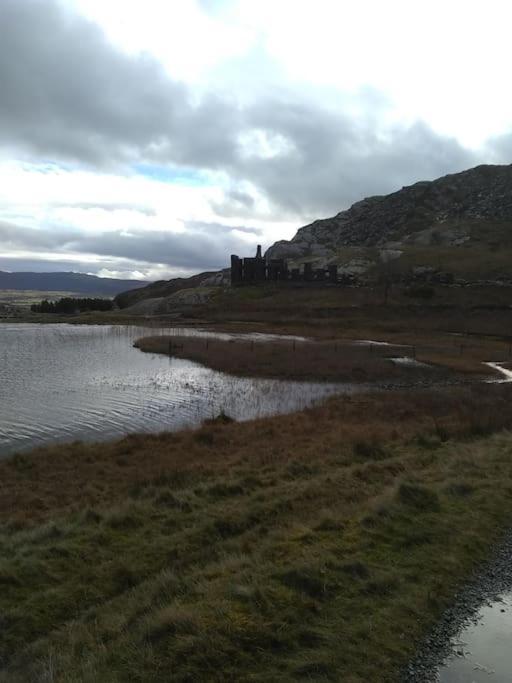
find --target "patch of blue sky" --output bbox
[134,164,212,186]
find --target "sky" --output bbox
[0,0,511,280]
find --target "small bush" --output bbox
[416,433,442,450]
[277,565,337,599]
[194,430,215,446]
[104,509,142,530]
[314,516,344,532]
[339,561,370,580]
[397,482,440,512]
[79,508,102,524]
[207,482,244,498]
[213,514,256,538]
[362,574,400,596]
[145,605,199,643]
[445,481,474,497]
[353,440,388,461]
[286,461,316,478]
[204,410,234,426]
[111,564,140,593]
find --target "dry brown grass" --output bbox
[134,331,509,381]
[2,383,512,681]
[2,383,511,527]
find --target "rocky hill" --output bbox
[116,164,512,314]
[266,164,512,280]
[115,270,230,312]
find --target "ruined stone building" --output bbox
[230,246,338,285]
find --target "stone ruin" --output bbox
[230,245,338,286]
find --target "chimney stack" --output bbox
[256,245,262,259]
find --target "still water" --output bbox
[0,324,348,457]
[437,593,512,682]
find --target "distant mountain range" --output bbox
[0,271,147,296]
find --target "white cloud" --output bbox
[1,0,511,279]
[69,0,254,84]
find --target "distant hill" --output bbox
[0,272,147,296]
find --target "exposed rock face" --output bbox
[115,269,230,309]
[266,164,512,262]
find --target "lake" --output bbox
[0,323,349,457]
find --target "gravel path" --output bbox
[402,529,512,681]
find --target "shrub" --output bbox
[396,482,440,512]
[445,481,474,497]
[353,440,388,460]
[145,605,199,643]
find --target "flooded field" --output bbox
[0,324,346,457]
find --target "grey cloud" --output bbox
[185,220,261,236]
[0,221,69,250]
[0,220,253,271]
[0,0,189,165]
[233,100,478,216]
[0,0,486,224]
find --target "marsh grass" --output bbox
[134,324,512,382]
[2,385,512,680]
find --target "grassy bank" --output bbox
[2,385,512,681]
[134,333,508,381]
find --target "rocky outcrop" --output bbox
[115,269,230,309]
[266,164,512,263]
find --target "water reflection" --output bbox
[0,324,350,457]
[437,593,512,682]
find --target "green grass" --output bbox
[2,389,512,681]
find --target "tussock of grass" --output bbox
[1,386,512,680]
[396,482,441,512]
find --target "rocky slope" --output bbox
[115,270,230,311]
[116,164,512,312]
[266,164,512,274]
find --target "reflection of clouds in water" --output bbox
[0,324,349,457]
[438,593,512,682]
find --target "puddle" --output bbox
[353,339,408,347]
[437,592,512,682]
[484,362,512,383]
[388,356,430,368]
[165,328,310,343]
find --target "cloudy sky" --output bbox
[0,0,511,280]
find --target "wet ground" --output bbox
[437,592,512,681]
[403,530,512,682]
